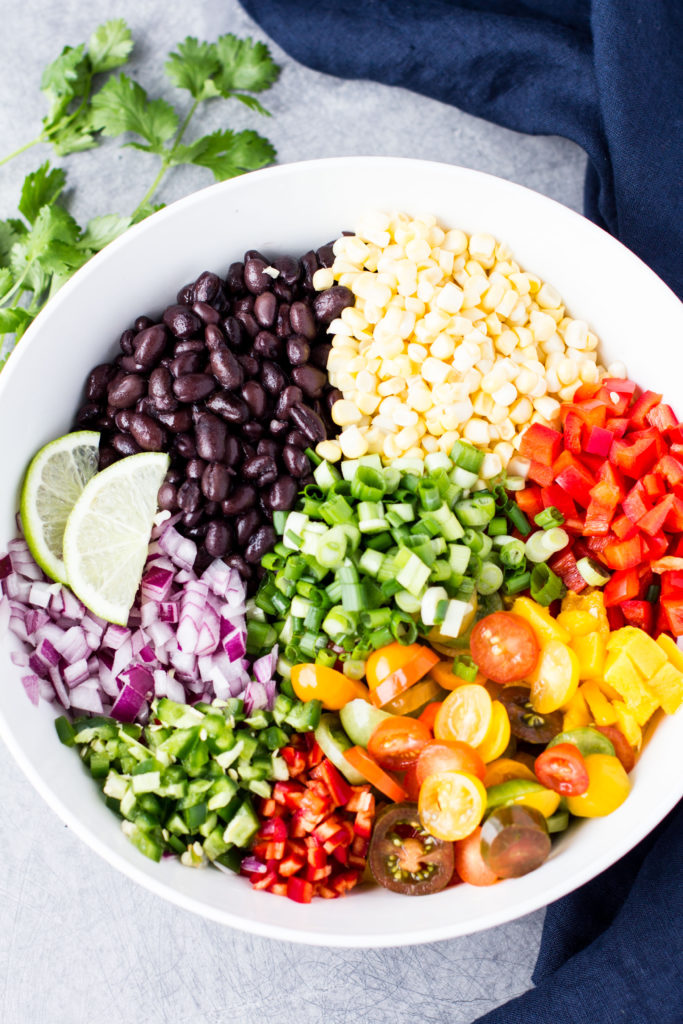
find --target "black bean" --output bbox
[155,408,192,432]
[282,444,310,478]
[253,330,282,360]
[222,316,246,350]
[243,421,264,442]
[292,364,327,398]
[114,410,133,432]
[86,364,115,402]
[243,454,278,484]
[163,304,202,338]
[269,418,289,438]
[289,301,316,340]
[316,241,336,268]
[257,438,280,459]
[233,295,254,317]
[242,380,267,418]
[174,339,205,355]
[174,433,197,459]
[210,345,244,390]
[192,301,221,325]
[177,283,195,305]
[201,462,230,502]
[133,324,167,369]
[244,258,270,294]
[118,355,145,373]
[186,521,209,542]
[286,335,310,366]
[276,304,291,337]
[148,366,177,411]
[224,434,240,467]
[128,413,165,451]
[226,262,245,294]
[186,458,206,480]
[204,501,220,517]
[236,509,261,547]
[325,387,343,413]
[236,311,259,338]
[244,525,276,564]
[222,485,257,515]
[310,341,332,370]
[245,248,268,262]
[254,291,277,328]
[259,497,274,522]
[289,403,326,444]
[273,280,293,303]
[108,374,146,409]
[195,411,227,462]
[272,255,301,285]
[301,251,319,290]
[205,323,225,352]
[205,520,230,557]
[285,429,309,449]
[119,329,135,355]
[166,468,183,484]
[181,509,203,529]
[276,385,303,420]
[170,351,203,378]
[194,271,221,304]
[173,373,215,402]
[237,353,259,378]
[226,553,251,578]
[77,402,101,426]
[98,447,117,469]
[268,475,298,511]
[157,482,178,511]
[136,396,158,416]
[314,285,354,324]
[260,359,286,394]
[178,480,201,512]
[112,433,141,456]
[206,390,250,424]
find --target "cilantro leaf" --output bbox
[171,128,276,181]
[0,269,13,300]
[90,74,179,152]
[231,94,271,117]
[18,163,67,225]
[51,124,98,156]
[0,221,23,267]
[0,307,33,337]
[88,19,134,74]
[10,206,80,285]
[213,35,279,95]
[165,37,221,100]
[79,214,132,251]
[40,44,90,127]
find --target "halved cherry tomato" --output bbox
[476,700,511,763]
[402,763,421,801]
[428,660,485,692]
[418,701,443,731]
[480,805,551,878]
[470,612,539,684]
[367,716,431,771]
[434,684,492,748]
[528,641,579,713]
[368,803,455,895]
[595,724,636,773]
[416,740,486,786]
[534,743,589,797]
[343,746,408,803]
[453,827,498,886]
[290,663,368,710]
[366,643,440,707]
[565,753,631,817]
[418,770,487,841]
[383,677,442,716]
[484,757,537,788]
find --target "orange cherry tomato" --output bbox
[416,740,486,787]
[384,677,442,716]
[343,746,408,802]
[534,743,589,797]
[595,724,636,773]
[453,827,499,886]
[366,642,440,707]
[418,701,443,732]
[470,612,539,684]
[483,757,537,788]
[290,663,368,710]
[367,716,432,771]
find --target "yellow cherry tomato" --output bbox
[434,684,493,748]
[418,770,487,841]
[483,757,537,788]
[476,701,511,764]
[383,676,443,716]
[529,640,580,713]
[566,753,631,818]
[290,664,368,710]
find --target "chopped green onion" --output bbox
[505,502,531,536]
[455,493,496,527]
[530,563,566,605]
[418,480,441,511]
[488,515,508,536]
[500,539,526,569]
[351,465,386,502]
[313,459,341,490]
[450,440,485,474]
[316,526,348,569]
[454,656,478,682]
[576,556,611,587]
[503,571,531,595]
[525,527,570,563]
[391,611,418,644]
[305,447,323,467]
[534,506,565,530]
[476,561,505,595]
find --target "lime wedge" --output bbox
[63,452,170,625]
[20,431,101,583]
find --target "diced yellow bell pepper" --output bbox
[562,688,592,731]
[612,700,642,750]
[512,596,570,646]
[571,632,606,680]
[580,680,617,725]
[561,591,610,636]
[557,610,598,637]
[655,634,683,673]
[603,650,659,726]
[646,661,683,715]
[607,627,668,677]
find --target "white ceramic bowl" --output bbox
[1,157,682,947]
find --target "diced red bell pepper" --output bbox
[606,416,629,438]
[330,870,361,896]
[306,863,333,882]
[668,427,683,446]
[602,377,638,398]
[641,531,669,561]
[305,736,325,769]
[564,514,586,535]
[520,424,563,466]
[603,534,644,570]
[661,570,683,597]
[638,495,675,537]
[273,780,306,809]
[629,427,668,460]
[642,473,666,501]
[646,403,677,432]
[603,567,640,607]
[311,760,352,808]
[250,868,279,890]
[660,600,683,637]
[585,425,615,456]
[516,486,544,519]
[527,459,556,488]
[654,455,683,488]
[553,451,596,508]
[549,549,587,592]
[584,478,623,535]
[664,495,683,532]
[258,816,289,842]
[596,385,630,416]
[252,840,286,861]
[622,482,652,523]
[541,484,578,521]
[629,390,662,429]
[280,746,307,776]
[611,513,639,540]
[606,605,626,630]
[610,436,658,478]
[620,600,654,634]
[652,557,683,573]
[562,398,607,428]
[286,877,314,903]
[259,798,285,818]
[345,786,375,814]
[563,410,585,454]
[572,382,602,401]
[279,853,307,877]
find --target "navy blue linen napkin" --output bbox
[240,0,683,300]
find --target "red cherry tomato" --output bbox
[367,716,432,771]
[534,742,589,797]
[453,827,499,886]
[595,725,636,773]
[416,740,487,786]
[402,763,422,801]
[418,701,443,732]
[470,612,540,684]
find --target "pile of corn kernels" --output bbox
[313,212,626,476]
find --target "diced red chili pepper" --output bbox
[331,844,349,865]
[259,798,285,818]
[549,549,587,593]
[279,853,307,877]
[647,403,677,432]
[258,817,289,842]
[585,425,615,456]
[273,780,306,809]
[553,451,596,508]
[306,845,328,869]
[286,877,314,903]
[515,486,545,519]
[305,737,325,769]
[563,410,584,454]
[330,870,361,896]
[629,390,662,429]
[351,834,370,857]
[520,424,563,466]
[250,868,279,890]
[610,436,658,478]
[306,863,333,882]
[638,495,675,537]
[527,459,556,488]
[606,416,629,438]
[603,567,640,607]
[603,534,644,570]
[345,786,374,814]
[280,746,307,776]
[252,840,286,861]
[620,600,654,633]
[354,809,375,838]
[311,760,352,808]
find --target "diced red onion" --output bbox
[12,650,29,668]
[102,623,129,650]
[221,621,247,662]
[253,647,278,686]
[21,674,40,706]
[141,566,174,603]
[49,665,70,709]
[63,658,90,688]
[8,538,43,580]
[111,682,146,722]
[0,554,12,581]
[70,682,104,714]
[158,526,197,571]
[54,625,89,663]
[5,575,32,602]
[117,664,154,697]
[243,679,268,715]
[241,855,267,875]
[159,600,179,624]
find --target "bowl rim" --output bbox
[1,155,682,946]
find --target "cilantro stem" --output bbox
[129,98,200,221]
[0,137,43,168]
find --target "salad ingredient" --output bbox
[291,663,367,709]
[547,727,615,759]
[453,827,498,886]
[469,612,539,684]
[417,701,443,730]
[368,802,455,895]
[483,757,537,787]
[418,770,487,841]
[415,740,486,785]
[498,686,563,744]
[318,212,608,466]
[594,724,636,773]
[527,639,580,712]
[339,698,391,747]
[480,805,551,878]
[434,684,493,748]
[20,430,100,583]
[534,743,589,796]
[485,778,561,818]
[385,677,442,715]
[343,746,408,802]
[314,714,366,783]
[367,716,431,770]
[62,452,169,624]
[367,643,440,707]
[475,700,512,763]
[565,753,630,817]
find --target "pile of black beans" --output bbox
[75,243,353,587]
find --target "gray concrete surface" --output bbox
[0,3,588,1022]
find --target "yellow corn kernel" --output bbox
[338,425,369,459]
[580,680,617,725]
[315,440,342,463]
[647,662,683,715]
[331,399,363,427]
[356,392,381,416]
